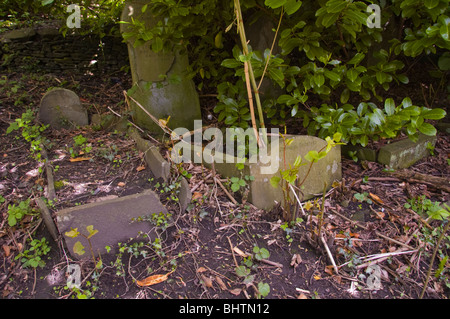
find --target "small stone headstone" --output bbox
[39,88,88,129]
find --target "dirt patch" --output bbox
[1,70,449,301]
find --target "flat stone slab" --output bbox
[56,189,169,259]
[377,134,436,169]
[39,88,88,129]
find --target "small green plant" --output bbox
[230,175,254,193]
[7,109,49,160]
[270,132,343,222]
[7,199,31,227]
[253,245,270,261]
[15,237,51,268]
[405,196,450,220]
[69,134,92,158]
[426,142,435,156]
[419,203,450,299]
[353,192,373,205]
[65,225,102,269]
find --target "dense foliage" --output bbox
[121,0,448,146]
[1,0,448,146]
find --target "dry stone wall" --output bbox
[0,24,128,74]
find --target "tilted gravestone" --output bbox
[120,1,202,134]
[38,88,88,129]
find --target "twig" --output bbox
[356,249,418,269]
[227,236,239,268]
[329,208,415,250]
[215,177,238,205]
[321,234,339,275]
[288,183,306,217]
[420,221,450,299]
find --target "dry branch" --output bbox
[385,169,450,193]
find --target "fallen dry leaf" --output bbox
[192,192,203,200]
[117,182,126,187]
[196,266,208,273]
[369,193,384,205]
[297,293,308,299]
[69,157,92,162]
[2,245,11,257]
[201,274,214,289]
[290,254,302,268]
[215,276,227,290]
[233,247,248,258]
[324,265,335,276]
[136,165,146,172]
[136,271,174,287]
[229,288,242,296]
[375,211,385,219]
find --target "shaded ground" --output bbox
[1,66,449,300]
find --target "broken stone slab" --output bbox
[56,189,169,259]
[377,134,437,169]
[179,134,342,211]
[128,128,192,211]
[128,128,170,181]
[39,88,88,129]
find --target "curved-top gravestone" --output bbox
[39,88,88,129]
[120,1,202,134]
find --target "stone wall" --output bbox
[0,24,129,74]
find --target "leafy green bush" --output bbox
[306,97,446,146]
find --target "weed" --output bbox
[7,109,49,160]
[7,199,31,227]
[65,225,102,269]
[69,134,92,158]
[354,192,373,204]
[405,196,450,220]
[15,237,51,269]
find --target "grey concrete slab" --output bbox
[56,189,169,259]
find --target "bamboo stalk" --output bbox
[234,0,267,147]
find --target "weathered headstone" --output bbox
[377,134,437,169]
[120,0,202,134]
[56,189,169,259]
[39,88,88,129]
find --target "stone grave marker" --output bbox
[39,88,88,129]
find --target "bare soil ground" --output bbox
[0,68,449,302]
